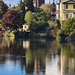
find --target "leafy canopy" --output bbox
[25,10,49,34]
[40,3,51,21]
[18,0,34,23]
[25,11,34,25]
[0,0,8,19]
[1,10,22,29]
[62,18,75,35]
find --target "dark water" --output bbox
[0,37,75,75]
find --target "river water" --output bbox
[0,37,75,75]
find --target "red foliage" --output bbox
[1,10,22,29]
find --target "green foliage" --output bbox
[0,0,8,19]
[62,18,75,36]
[7,30,12,33]
[18,0,34,23]
[36,21,49,33]
[49,21,57,29]
[25,0,34,12]
[40,3,51,21]
[25,11,34,25]
[29,21,37,34]
[25,9,48,35]
[11,30,17,34]
[18,0,25,23]
[33,8,46,21]
[57,20,61,29]
[68,31,75,41]
[29,21,49,34]
[25,9,46,24]
[58,30,64,36]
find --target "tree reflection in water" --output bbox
[0,37,75,75]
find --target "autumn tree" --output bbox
[1,10,22,30]
[0,0,8,19]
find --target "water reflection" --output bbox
[60,43,75,75]
[0,37,75,75]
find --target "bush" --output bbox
[57,30,66,43]
[58,30,64,36]
[29,21,49,34]
[62,18,75,36]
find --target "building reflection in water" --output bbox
[0,37,75,75]
[60,43,75,75]
[23,40,29,49]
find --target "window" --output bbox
[66,5,68,9]
[66,14,68,18]
[73,5,75,9]
[69,14,72,18]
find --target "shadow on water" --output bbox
[0,37,75,75]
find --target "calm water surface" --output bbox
[0,37,75,75]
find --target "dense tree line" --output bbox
[18,0,34,23]
[25,10,49,34]
[1,0,52,35]
[0,0,8,19]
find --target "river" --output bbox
[0,37,75,75]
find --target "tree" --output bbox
[18,0,34,23]
[29,21,49,34]
[33,8,46,21]
[0,0,8,19]
[40,3,51,21]
[25,9,46,25]
[26,0,34,12]
[18,0,25,23]
[1,10,22,29]
[62,18,75,35]
[25,10,49,34]
[25,11,34,25]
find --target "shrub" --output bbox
[68,31,75,41]
[62,18,75,36]
[58,30,64,36]
[29,21,49,34]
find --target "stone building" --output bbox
[33,0,45,8]
[50,0,56,21]
[56,3,60,21]
[56,0,75,27]
[60,0,75,22]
